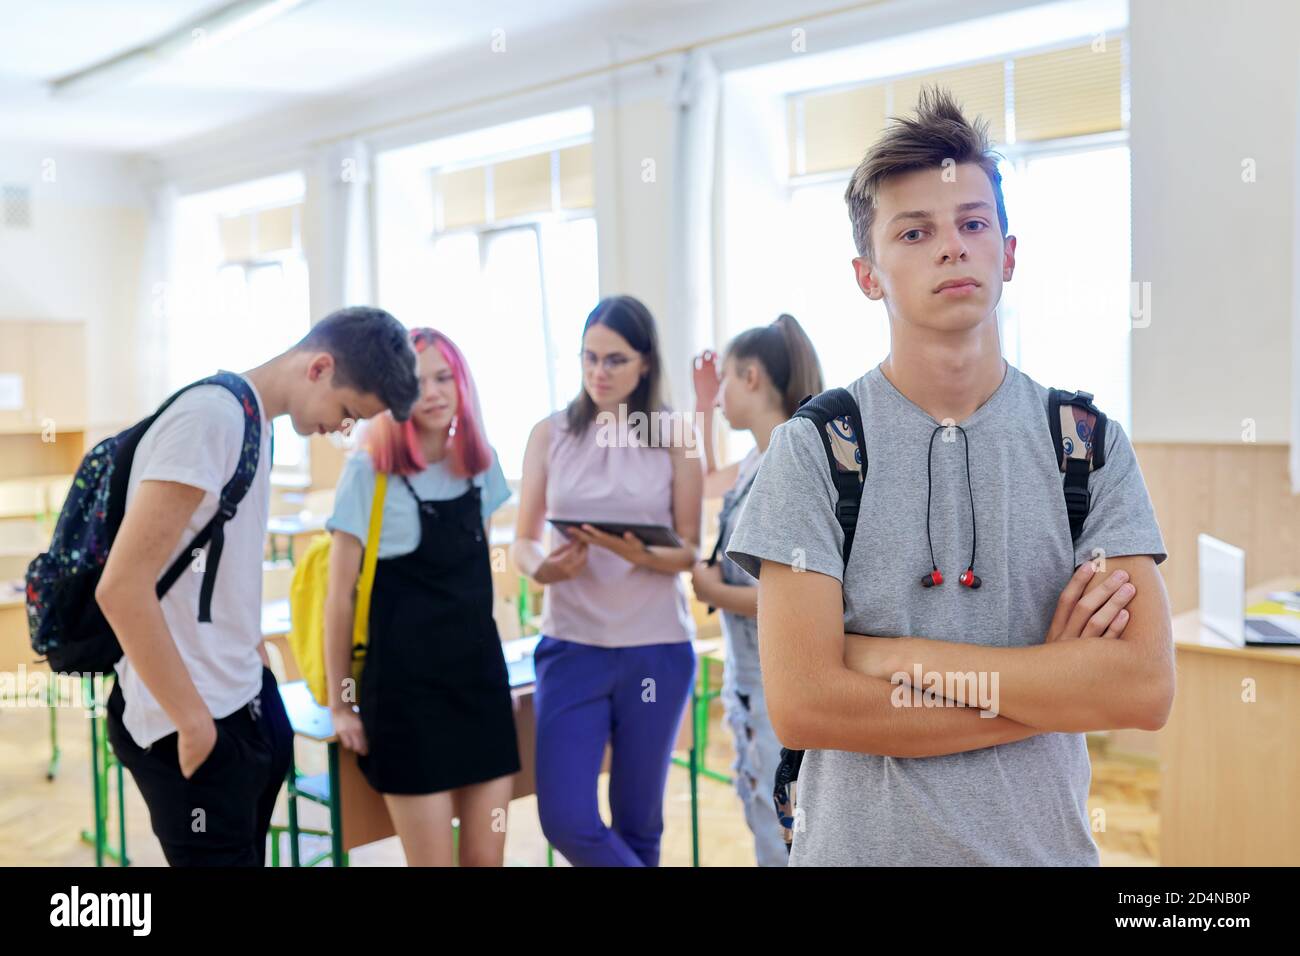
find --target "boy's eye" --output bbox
[963,220,987,232]
[902,229,924,241]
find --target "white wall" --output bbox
[1130,0,1300,445]
[0,144,149,431]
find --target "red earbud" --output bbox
[922,568,983,589]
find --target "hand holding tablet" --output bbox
[548,518,683,549]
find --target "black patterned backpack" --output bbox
[25,372,263,675]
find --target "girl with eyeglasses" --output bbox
[512,295,702,867]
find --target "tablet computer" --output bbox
[548,519,683,549]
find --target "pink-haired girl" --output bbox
[324,327,519,866]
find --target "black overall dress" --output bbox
[357,474,521,795]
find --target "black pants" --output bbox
[107,667,293,867]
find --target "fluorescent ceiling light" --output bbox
[49,0,314,99]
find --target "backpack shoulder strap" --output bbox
[1047,387,1108,544]
[791,387,866,565]
[152,372,264,622]
[774,387,866,850]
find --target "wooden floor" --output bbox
[0,701,1159,867]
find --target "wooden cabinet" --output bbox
[1161,580,1300,865]
[0,321,87,434]
[0,322,32,432]
[29,322,86,431]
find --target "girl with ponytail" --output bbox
[690,313,824,866]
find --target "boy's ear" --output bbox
[852,256,884,300]
[1002,234,1017,282]
[307,352,335,383]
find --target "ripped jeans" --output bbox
[720,614,788,867]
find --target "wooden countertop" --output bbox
[1173,577,1300,666]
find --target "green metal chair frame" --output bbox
[80,675,130,866]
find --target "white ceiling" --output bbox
[0,0,664,153]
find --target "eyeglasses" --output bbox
[579,351,635,373]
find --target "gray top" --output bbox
[726,362,1166,866]
[716,447,763,646]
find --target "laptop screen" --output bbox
[1197,534,1246,646]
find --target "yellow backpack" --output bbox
[288,473,387,708]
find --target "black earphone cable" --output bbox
[925,423,978,577]
[925,426,940,572]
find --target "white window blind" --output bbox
[787,35,1125,175]
[217,202,302,262]
[432,142,594,231]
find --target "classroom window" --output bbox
[169,172,311,479]
[770,144,1132,429]
[389,217,598,478]
[375,110,598,478]
[723,33,1133,433]
[997,144,1132,426]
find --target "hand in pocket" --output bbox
[179,721,221,780]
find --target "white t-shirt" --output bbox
[113,377,272,748]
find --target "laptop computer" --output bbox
[1197,534,1300,646]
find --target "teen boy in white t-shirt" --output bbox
[99,306,419,866]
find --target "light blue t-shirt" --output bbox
[326,448,512,559]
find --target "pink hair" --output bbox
[365,328,492,479]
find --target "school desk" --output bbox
[271,622,725,866]
[274,641,546,867]
[1160,577,1300,865]
[265,514,327,563]
[260,598,300,681]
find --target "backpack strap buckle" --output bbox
[1062,456,1093,541]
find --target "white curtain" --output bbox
[304,138,374,318]
[135,183,178,416]
[667,49,720,412]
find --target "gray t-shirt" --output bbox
[726,361,1166,866]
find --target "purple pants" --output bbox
[533,635,696,866]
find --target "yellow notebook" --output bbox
[1245,600,1300,618]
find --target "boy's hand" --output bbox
[1045,563,1136,643]
[177,718,218,779]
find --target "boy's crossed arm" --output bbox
[759,556,1175,757]
[843,557,1174,734]
[760,560,1041,757]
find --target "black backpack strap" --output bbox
[773,387,867,850]
[1047,388,1107,544]
[151,372,263,622]
[791,387,867,564]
